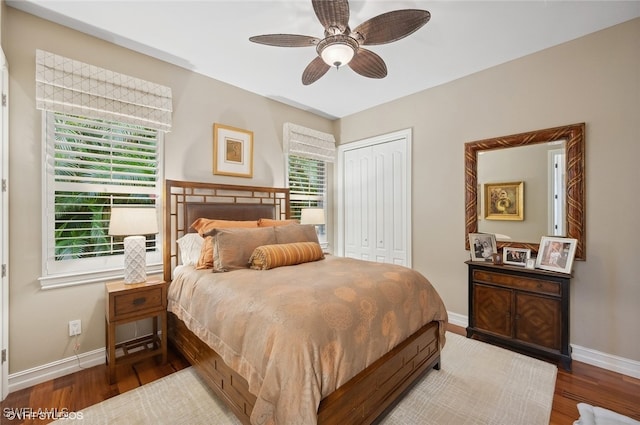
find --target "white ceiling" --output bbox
[9,0,640,119]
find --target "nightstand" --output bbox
[105,278,168,384]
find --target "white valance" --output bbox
[35,49,172,132]
[283,122,336,163]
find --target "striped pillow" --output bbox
[249,242,324,270]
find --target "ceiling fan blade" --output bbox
[312,0,350,34]
[302,56,331,85]
[249,34,320,47]
[348,49,387,79]
[353,9,430,45]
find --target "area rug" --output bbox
[53,333,557,425]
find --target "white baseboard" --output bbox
[8,348,105,393]
[446,311,469,328]
[446,311,640,379]
[571,344,640,379]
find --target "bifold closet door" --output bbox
[343,145,372,261]
[343,138,407,266]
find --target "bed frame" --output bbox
[163,179,442,425]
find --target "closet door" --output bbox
[373,139,407,265]
[339,129,411,266]
[343,146,372,261]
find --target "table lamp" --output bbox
[108,207,158,284]
[300,208,325,230]
[300,208,325,226]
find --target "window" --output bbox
[35,50,172,289]
[40,112,163,288]
[283,123,335,248]
[288,155,327,245]
[288,155,326,213]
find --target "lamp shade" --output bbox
[300,208,325,225]
[108,207,159,236]
[108,207,158,284]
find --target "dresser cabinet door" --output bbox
[515,293,562,350]
[474,284,512,337]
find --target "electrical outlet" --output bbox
[69,320,82,336]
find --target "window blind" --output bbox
[288,155,326,220]
[283,122,335,163]
[35,49,172,132]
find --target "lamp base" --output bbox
[123,235,147,284]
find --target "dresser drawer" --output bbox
[472,269,561,296]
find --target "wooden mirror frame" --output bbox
[465,123,586,260]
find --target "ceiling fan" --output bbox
[249,0,431,85]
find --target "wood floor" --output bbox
[0,325,638,425]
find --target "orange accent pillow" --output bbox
[257,218,298,227]
[249,242,324,270]
[190,218,258,237]
[195,236,214,270]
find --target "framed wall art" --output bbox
[484,181,524,221]
[469,232,497,262]
[503,247,531,266]
[213,123,254,178]
[535,236,577,274]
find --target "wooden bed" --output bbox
[163,179,443,425]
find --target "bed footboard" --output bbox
[168,312,441,425]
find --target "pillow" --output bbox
[249,242,324,270]
[257,218,298,227]
[176,233,204,266]
[190,219,259,269]
[274,224,320,244]
[212,227,277,272]
[195,236,214,270]
[190,218,258,236]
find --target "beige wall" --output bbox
[3,8,333,373]
[338,18,640,361]
[2,5,639,378]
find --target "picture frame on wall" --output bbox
[469,232,497,262]
[213,123,254,178]
[503,247,531,266]
[535,236,577,274]
[484,181,524,221]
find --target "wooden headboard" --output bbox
[163,180,290,281]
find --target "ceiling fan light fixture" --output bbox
[317,35,358,68]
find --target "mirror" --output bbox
[465,123,585,260]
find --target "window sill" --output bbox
[39,264,163,290]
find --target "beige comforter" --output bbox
[168,255,448,425]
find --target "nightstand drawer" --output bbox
[114,286,163,317]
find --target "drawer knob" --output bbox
[133,297,147,306]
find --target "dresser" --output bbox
[466,261,571,370]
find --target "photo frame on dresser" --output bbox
[469,233,497,262]
[503,247,531,266]
[535,236,577,274]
